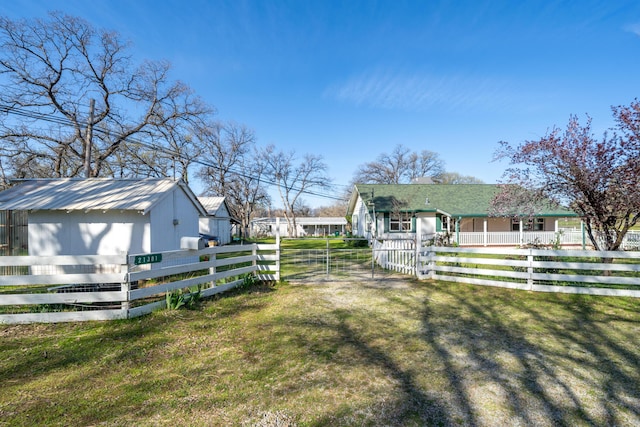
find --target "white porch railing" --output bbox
[456,231,584,247]
[451,230,640,249]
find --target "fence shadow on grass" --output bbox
[287,314,453,426]
[421,282,640,426]
[285,278,640,425]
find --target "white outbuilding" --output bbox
[198,196,235,245]
[0,178,207,256]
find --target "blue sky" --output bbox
[3,1,640,207]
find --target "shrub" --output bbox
[166,285,201,310]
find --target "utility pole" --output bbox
[84,98,95,178]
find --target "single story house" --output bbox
[198,196,236,245]
[251,216,348,238]
[0,178,207,257]
[347,183,579,247]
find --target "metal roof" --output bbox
[198,196,226,215]
[0,178,206,215]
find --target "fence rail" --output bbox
[418,246,640,297]
[0,244,279,324]
[3,239,640,324]
[453,230,640,249]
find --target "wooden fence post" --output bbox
[252,244,258,275]
[275,218,281,281]
[527,249,534,290]
[429,246,436,280]
[210,250,217,287]
[122,257,131,318]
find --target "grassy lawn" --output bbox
[1,278,640,426]
[249,237,368,250]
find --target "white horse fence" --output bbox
[0,244,279,324]
[418,246,640,298]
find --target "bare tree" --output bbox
[197,121,253,191]
[196,122,270,238]
[262,145,330,237]
[352,144,445,184]
[437,172,484,184]
[223,152,271,240]
[492,100,640,251]
[314,199,349,217]
[0,12,210,183]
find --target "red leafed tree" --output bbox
[492,100,640,251]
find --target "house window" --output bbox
[533,218,544,231]
[512,218,544,231]
[389,215,412,232]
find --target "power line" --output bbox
[0,103,348,203]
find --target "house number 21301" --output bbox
[133,253,163,265]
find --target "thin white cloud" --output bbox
[624,23,640,37]
[325,69,515,112]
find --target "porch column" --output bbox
[455,217,460,245]
[554,219,558,232]
[483,219,487,247]
[519,220,524,245]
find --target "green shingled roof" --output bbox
[353,184,576,218]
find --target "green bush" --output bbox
[345,238,369,248]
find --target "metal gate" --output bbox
[280,238,417,281]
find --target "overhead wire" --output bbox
[0,103,348,203]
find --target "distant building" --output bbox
[250,217,347,238]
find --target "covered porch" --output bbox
[426,228,640,250]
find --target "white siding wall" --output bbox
[28,211,149,256]
[217,203,230,217]
[199,218,232,245]
[199,218,218,238]
[217,220,232,244]
[352,197,370,237]
[416,213,436,237]
[149,188,200,252]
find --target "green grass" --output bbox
[247,237,367,250]
[1,279,640,426]
[281,238,367,250]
